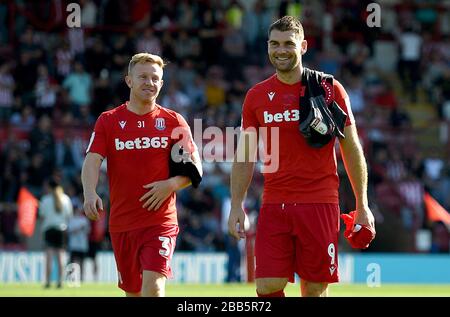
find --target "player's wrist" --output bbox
[356,202,372,211]
[167,177,184,191]
[83,191,97,199]
[230,201,244,209]
[355,202,369,211]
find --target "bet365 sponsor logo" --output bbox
[263,110,300,124]
[115,137,169,150]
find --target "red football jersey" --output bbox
[241,74,354,204]
[86,103,196,233]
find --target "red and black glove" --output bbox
[340,211,376,249]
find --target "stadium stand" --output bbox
[0,0,449,272]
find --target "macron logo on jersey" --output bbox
[329,265,336,276]
[268,91,275,101]
[115,137,169,150]
[263,109,300,123]
[119,121,126,129]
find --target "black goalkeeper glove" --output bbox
[299,95,347,148]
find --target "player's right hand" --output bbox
[83,193,103,221]
[228,205,249,241]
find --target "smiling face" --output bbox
[268,29,307,73]
[126,62,164,103]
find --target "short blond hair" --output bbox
[128,53,166,74]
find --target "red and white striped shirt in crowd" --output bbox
[386,160,407,181]
[56,48,73,78]
[0,73,14,107]
[35,76,57,108]
[398,180,424,209]
[68,28,85,55]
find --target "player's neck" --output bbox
[276,65,303,85]
[127,98,156,115]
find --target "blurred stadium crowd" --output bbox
[0,0,450,275]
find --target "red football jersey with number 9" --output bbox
[241,74,354,204]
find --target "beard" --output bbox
[269,54,299,73]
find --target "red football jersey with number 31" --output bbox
[86,103,196,232]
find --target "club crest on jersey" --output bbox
[155,118,166,131]
[119,121,126,129]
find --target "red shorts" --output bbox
[255,203,340,283]
[110,224,179,293]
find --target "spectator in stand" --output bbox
[80,0,98,28]
[386,148,408,182]
[161,80,191,118]
[430,221,450,253]
[62,62,93,118]
[85,38,109,78]
[221,24,246,80]
[343,40,370,78]
[0,63,15,122]
[397,171,425,229]
[198,8,223,65]
[0,141,25,202]
[184,74,206,112]
[28,115,56,177]
[136,28,162,56]
[175,0,199,30]
[345,74,366,114]
[92,69,114,118]
[109,34,132,85]
[10,105,36,132]
[56,130,84,182]
[434,66,450,120]
[205,66,228,109]
[396,25,423,101]
[34,64,58,118]
[174,31,200,61]
[55,41,73,81]
[433,162,450,210]
[25,153,48,197]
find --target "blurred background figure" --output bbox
[87,212,107,281]
[67,203,90,282]
[39,177,73,288]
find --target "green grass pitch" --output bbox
[1,283,450,297]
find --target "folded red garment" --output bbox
[340,211,376,249]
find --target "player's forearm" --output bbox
[230,160,255,208]
[81,155,102,198]
[340,139,369,209]
[168,176,191,191]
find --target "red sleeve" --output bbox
[333,79,355,126]
[241,88,260,130]
[86,114,107,158]
[174,113,197,154]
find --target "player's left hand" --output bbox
[140,179,176,211]
[354,206,375,231]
